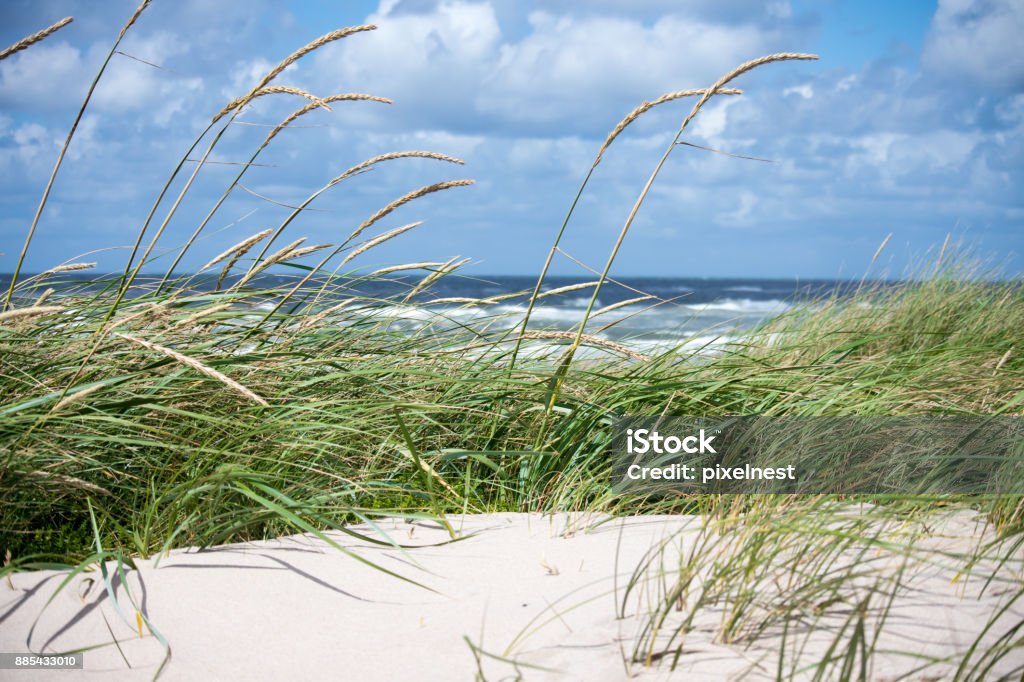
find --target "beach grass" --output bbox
[1,6,1022,679]
[2,260,1021,564]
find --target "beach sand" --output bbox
[2,511,1020,680]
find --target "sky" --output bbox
[0,0,1021,279]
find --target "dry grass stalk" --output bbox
[536,281,601,299]
[403,257,468,302]
[678,53,817,137]
[592,295,656,318]
[106,301,168,332]
[40,262,96,276]
[297,299,356,330]
[0,17,73,61]
[554,246,655,300]
[201,229,273,272]
[995,349,1013,373]
[366,262,445,278]
[215,234,276,290]
[285,243,333,260]
[0,305,62,322]
[116,0,152,42]
[539,52,818,378]
[341,221,423,265]
[872,233,893,266]
[406,451,459,497]
[352,180,474,242]
[519,331,649,362]
[115,332,269,406]
[23,469,111,495]
[33,288,55,306]
[254,85,331,107]
[594,87,742,165]
[53,382,107,413]
[216,255,243,291]
[675,140,774,162]
[235,238,306,287]
[482,291,524,303]
[592,303,667,336]
[217,25,376,122]
[254,25,376,92]
[173,303,232,329]
[935,233,951,273]
[214,86,330,123]
[262,93,393,147]
[253,237,306,267]
[333,151,465,186]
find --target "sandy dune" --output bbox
[2,512,1021,680]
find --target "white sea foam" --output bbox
[317,294,790,357]
[681,298,790,314]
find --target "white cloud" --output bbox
[1,0,1019,277]
[305,1,787,135]
[834,75,857,92]
[852,133,901,166]
[12,122,50,148]
[361,129,487,159]
[223,58,276,101]
[119,30,191,66]
[0,122,57,180]
[0,41,92,110]
[783,84,813,99]
[690,99,740,140]
[717,190,758,226]
[540,0,793,23]
[312,1,501,113]
[479,11,775,124]
[995,94,1024,125]
[64,114,101,161]
[0,30,203,127]
[922,0,1024,90]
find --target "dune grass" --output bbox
[2,262,1020,564]
[0,6,1022,679]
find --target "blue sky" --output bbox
[1,0,1021,278]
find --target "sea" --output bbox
[373,275,874,355]
[3,273,879,356]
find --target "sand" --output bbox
[2,511,1021,680]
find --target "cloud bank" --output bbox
[0,0,1020,277]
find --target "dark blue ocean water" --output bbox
[3,272,879,354]
[397,275,869,351]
